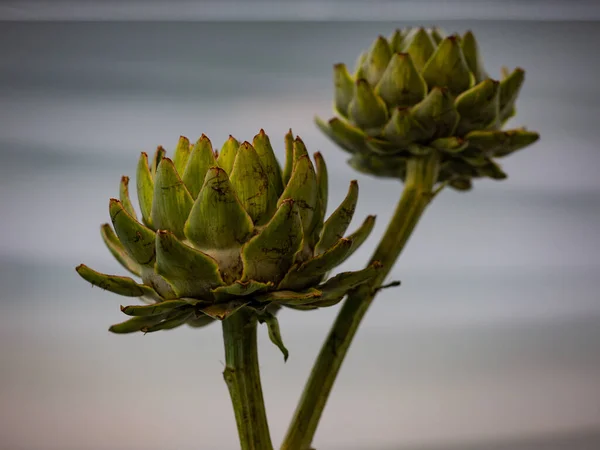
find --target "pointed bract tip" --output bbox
[258,128,266,136]
[349,179,358,187]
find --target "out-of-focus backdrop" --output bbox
[1,1,600,449]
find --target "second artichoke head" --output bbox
[317,27,540,190]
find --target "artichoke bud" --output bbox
[317,27,539,188]
[77,131,379,344]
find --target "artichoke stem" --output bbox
[222,307,274,450]
[281,152,440,450]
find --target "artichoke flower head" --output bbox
[317,27,540,189]
[77,130,378,355]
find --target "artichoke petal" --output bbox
[431,137,469,154]
[278,239,353,291]
[430,27,446,45]
[341,214,376,264]
[278,151,318,234]
[333,63,355,117]
[257,310,289,361]
[348,79,389,132]
[150,146,166,176]
[375,53,427,108]
[411,87,459,139]
[216,135,239,175]
[461,30,487,83]
[479,160,508,180]
[119,176,137,220]
[172,136,192,175]
[362,36,393,86]
[317,261,382,302]
[316,180,358,254]
[185,167,254,251]
[499,68,525,123]
[466,129,540,157]
[229,141,276,225]
[76,264,157,298]
[241,199,303,284]
[388,29,404,52]
[182,134,217,199]
[155,230,225,298]
[151,158,194,239]
[109,314,169,334]
[282,130,294,185]
[382,107,429,147]
[110,198,156,266]
[421,36,472,95]
[120,300,195,317]
[212,280,272,302]
[401,28,436,71]
[100,224,142,277]
[141,310,195,333]
[253,129,284,197]
[308,151,328,245]
[315,117,368,155]
[186,315,216,328]
[136,152,154,228]
[255,288,322,305]
[199,300,248,321]
[455,79,500,135]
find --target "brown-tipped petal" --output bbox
[455,79,500,135]
[401,28,436,71]
[76,264,156,298]
[315,117,368,155]
[229,141,277,226]
[100,224,142,276]
[362,35,393,86]
[136,152,154,228]
[151,158,194,239]
[348,79,389,132]
[333,63,355,117]
[216,135,239,175]
[375,53,427,108]
[182,135,217,199]
[172,136,191,175]
[421,35,472,95]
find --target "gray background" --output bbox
[1,1,600,449]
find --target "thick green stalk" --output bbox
[222,308,274,450]
[281,153,440,450]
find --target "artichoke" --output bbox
[76,130,379,345]
[316,27,540,190]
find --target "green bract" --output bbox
[316,27,540,190]
[76,130,379,346]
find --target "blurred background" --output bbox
[1,1,600,449]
